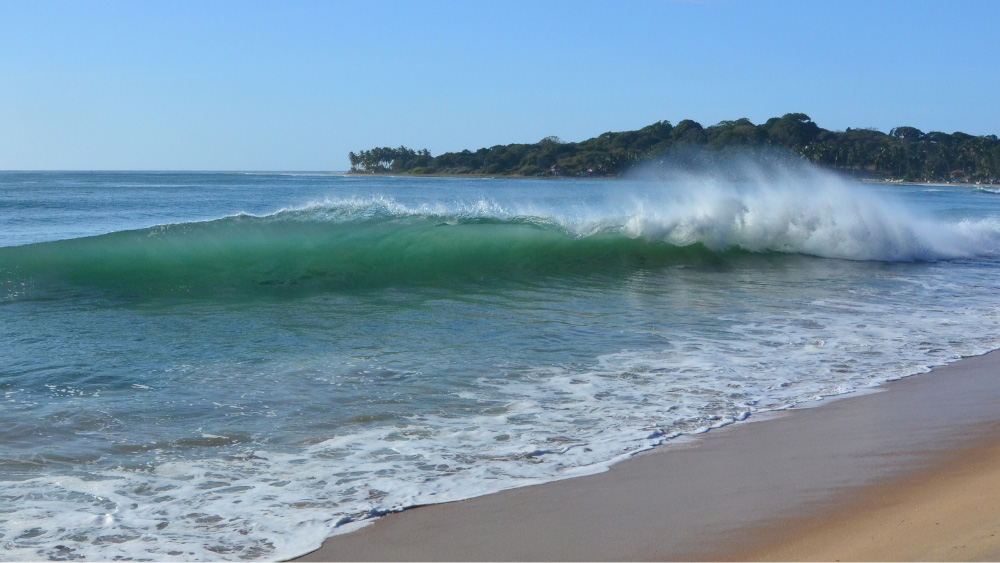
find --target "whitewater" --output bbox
[2,168,1000,560]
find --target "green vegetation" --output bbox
[348,114,1000,183]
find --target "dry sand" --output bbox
[732,438,1000,561]
[294,351,1000,561]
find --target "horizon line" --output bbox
[0,169,351,174]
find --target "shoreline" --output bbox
[343,170,994,189]
[294,350,1000,561]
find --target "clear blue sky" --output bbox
[1,0,997,171]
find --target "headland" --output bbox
[347,114,1000,184]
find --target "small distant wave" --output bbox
[238,172,346,177]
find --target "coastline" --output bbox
[343,170,994,190]
[294,350,1000,561]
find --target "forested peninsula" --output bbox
[348,113,999,183]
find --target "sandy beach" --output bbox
[295,350,1000,561]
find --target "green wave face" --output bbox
[0,214,727,301]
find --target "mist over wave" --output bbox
[622,177,999,262]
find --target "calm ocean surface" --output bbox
[3,169,1000,560]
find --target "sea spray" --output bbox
[624,155,1000,260]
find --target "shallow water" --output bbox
[2,170,1000,560]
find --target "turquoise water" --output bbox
[3,169,1000,560]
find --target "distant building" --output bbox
[550,165,562,176]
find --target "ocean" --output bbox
[3,167,1000,561]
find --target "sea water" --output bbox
[3,168,1000,560]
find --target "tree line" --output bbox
[348,113,1000,183]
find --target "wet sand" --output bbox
[295,351,1000,561]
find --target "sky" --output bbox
[1,0,998,171]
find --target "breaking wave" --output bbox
[3,180,998,300]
